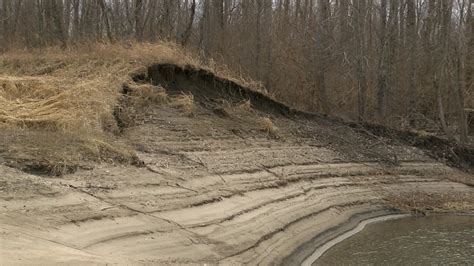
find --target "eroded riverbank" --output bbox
[1,64,473,265]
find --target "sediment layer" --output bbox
[1,64,473,265]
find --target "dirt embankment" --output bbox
[145,63,474,174]
[0,62,473,265]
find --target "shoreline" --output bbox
[300,213,410,266]
[287,210,474,266]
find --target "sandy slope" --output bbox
[1,65,473,265]
[1,101,473,265]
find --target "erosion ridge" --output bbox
[147,63,297,116]
[145,63,474,172]
[0,62,473,265]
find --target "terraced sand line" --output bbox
[1,159,471,265]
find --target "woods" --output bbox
[0,0,472,141]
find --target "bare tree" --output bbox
[407,0,417,125]
[98,0,114,43]
[134,0,143,41]
[314,0,331,114]
[181,0,196,46]
[377,0,389,120]
[355,0,368,120]
[1,0,472,142]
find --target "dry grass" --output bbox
[384,190,474,213]
[0,42,262,132]
[169,92,195,116]
[0,76,114,131]
[257,116,277,135]
[0,42,200,173]
[126,83,169,105]
[0,42,199,132]
[115,83,169,128]
[0,42,265,174]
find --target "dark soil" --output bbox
[147,63,297,116]
[348,122,474,172]
[138,63,474,173]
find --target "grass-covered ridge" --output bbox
[0,42,267,175]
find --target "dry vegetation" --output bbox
[257,116,277,135]
[0,43,202,174]
[0,42,274,175]
[0,41,268,131]
[0,42,212,129]
[125,83,169,106]
[168,93,195,116]
[385,190,474,214]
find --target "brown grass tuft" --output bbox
[169,93,195,116]
[257,116,277,135]
[0,42,266,174]
[384,190,474,214]
[126,83,168,105]
[0,42,263,133]
[0,76,115,131]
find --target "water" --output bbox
[314,215,474,265]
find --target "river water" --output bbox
[313,215,474,265]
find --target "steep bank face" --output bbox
[146,64,474,173]
[0,64,473,265]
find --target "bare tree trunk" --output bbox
[315,0,331,114]
[145,1,158,41]
[134,0,143,41]
[383,0,399,119]
[0,0,9,46]
[435,76,455,141]
[407,0,417,125]
[438,0,456,140]
[377,0,389,120]
[63,0,72,44]
[72,0,79,41]
[263,0,273,88]
[211,0,224,55]
[98,0,114,42]
[355,0,368,120]
[181,0,195,46]
[466,0,473,93]
[455,49,469,143]
[338,0,349,50]
[454,2,469,143]
[255,0,263,80]
[10,0,22,42]
[161,0,174,40]
[200,0,211,58]
[47,0,67,48]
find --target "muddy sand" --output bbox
[1,64,473,265]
